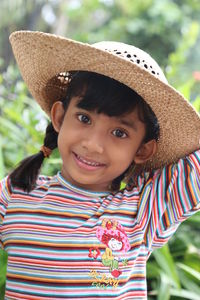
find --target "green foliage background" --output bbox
[0,0,200,299]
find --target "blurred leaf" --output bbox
[178,268,200,296]
[146,260,161,278]
[153,244,181,288]
[192,96,200,112]
[177,78,195,100]
[157,273,170,300]
[177,263,200,281]
[0,141,5,178]
[0,250,7,300]
[170,288,200,300]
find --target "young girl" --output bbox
[0,30,200,299]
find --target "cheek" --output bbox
[111,144,137,165]
[116,242,122,250]
[58,124,78,148]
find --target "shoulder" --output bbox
[0,176,12,206]
[1,174,55,196]
[152,148,200,179]
[119,171,152,197]
[121,149,200,195]
[0,176,11,191]
[36,174,53,186]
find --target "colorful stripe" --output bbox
[0,150,199,299]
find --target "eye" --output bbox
[112,129,128,138]
[77,114,91,124]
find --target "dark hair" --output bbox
[10,71,159,192]
[9,123,58,192]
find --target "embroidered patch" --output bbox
[88,218,130,288]
[89,270,120,289]
[88,247,101,259]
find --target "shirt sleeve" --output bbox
[144,149,200,251]
[0,176,11,250]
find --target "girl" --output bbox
[0,30,200,299]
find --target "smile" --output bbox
[73,152,106,170]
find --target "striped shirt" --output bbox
[0,150,200,300]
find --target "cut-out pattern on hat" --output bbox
[103,45,162,79]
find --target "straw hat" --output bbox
[9,30,200,169]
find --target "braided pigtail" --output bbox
[9,123,58,193]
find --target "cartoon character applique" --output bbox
[96,219,131,278]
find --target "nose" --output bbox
[81,132,104,154]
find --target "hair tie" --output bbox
[40,145,52,158]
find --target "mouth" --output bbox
[73,152,106,170]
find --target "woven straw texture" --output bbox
[9,30,200,169]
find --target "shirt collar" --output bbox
[56,172,110,198]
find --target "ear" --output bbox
[50,101,65,133]
[133,139,157,164]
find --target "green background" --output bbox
[0,1,200,299]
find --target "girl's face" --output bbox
[108,238,123,251]
[51,97,155,192]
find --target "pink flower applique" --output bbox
[88,247,101,259]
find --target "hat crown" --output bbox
[93,41,168,83]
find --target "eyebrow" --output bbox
[118,118,138,131]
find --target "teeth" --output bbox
[77,155,101,166]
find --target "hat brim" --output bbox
[9,31,200,169]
